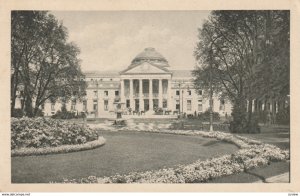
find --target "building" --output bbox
[39,47,232,117]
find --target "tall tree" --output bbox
[193,10,289,132]
[11,11,86,117]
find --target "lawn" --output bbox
[11,131,238,183]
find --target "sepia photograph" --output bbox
[9,9,291,185]
[2,0,300,194]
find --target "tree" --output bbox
[193,10,289,132]
[11,11,86,117]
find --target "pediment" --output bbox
[121,62,170,75]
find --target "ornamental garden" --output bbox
[11,117,289,183]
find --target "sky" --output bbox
[51,11,211,72]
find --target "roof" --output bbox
[171,70,193,78]
[120,61,172,75]
[84,71,120,78]
[129,47,169,68]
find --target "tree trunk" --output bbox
[11,71,19,112]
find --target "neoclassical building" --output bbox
[41,47,232,117]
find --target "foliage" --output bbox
[11,117,98,150]
[12,137,106,157]
[11,108,24,118]
[60,130,289,183]
[11,11,86,117]
[193,10,289,132]
[230,99,260,133]
[254,110,268,124]
[52,104,75,119]
[198,109,220,122]
[276,106,290,125]
[169,120,185,130]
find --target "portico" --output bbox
[120,76,172,112]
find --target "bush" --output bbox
[52,104,76,119]
[198,110,220,122]
[35,108,44,117]
[245,114,261,134]
[12,137,106,157]
[276,107,290,125]
[11,117,98,150]
[229,100,248,133]
[11,108,24,118]
[169,120,185,130]
[255,110,268,124]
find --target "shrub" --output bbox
[11,117,98,150]
[52,104,76,119]
[12,137,106,157]
[229,100,248,133]
[11,108,24,118]
[254,110,268,124]
[198,110,220,122]
[276,107,290,125]
[169,120,185,130]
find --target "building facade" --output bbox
[39,47,232,117]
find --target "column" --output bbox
[130,79,134,111]
[120,79,125,103]
[158,79,163,108]
[149,79,153,111]
[139,79,144,112]
[167,79,172,110]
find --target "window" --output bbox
[198,99,203,112]
[104,91,108,96]
[198,104,203,112]
[187,90,192,96]
[104,100,109,111]
[93,100,98,111]
[51,102,55,111]
[83,100,87,111]
[163,99,168,108]
[187,100,192,111]
[199,90,202,95]
[115,91,119,96]
[110,78,113,81]
[176,90,180,96]
[176,100,180,110]
[126,99,130,108]
[71,99,76,110]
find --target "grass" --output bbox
[16,118,288,183]
[11,131,238,183]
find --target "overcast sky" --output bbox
[51,11,211,72]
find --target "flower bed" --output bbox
[62,127,289,183]
[11,117,104,156]
[12,137,106,157]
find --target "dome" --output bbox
[129,47,169,68]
